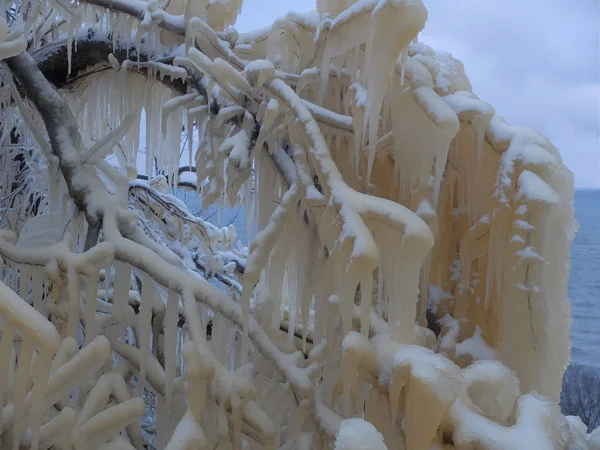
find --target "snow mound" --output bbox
[334,418,388,450]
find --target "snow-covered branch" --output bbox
[82,0,185,35]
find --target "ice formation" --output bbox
[0,0,590,448]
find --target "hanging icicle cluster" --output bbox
[0,0,589,449]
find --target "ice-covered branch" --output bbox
[80,0,185,35]
[31,30,188,94]
[4,51,107,219]
[129,179,223,265]
[5,43,343,443]
[106,225,342,437]
[80,0,356,140]
[0,231,114,274]
[0,23,27,61]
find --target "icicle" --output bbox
[156,396,171,449]
[66,20,77,76]
[31,267,45,314]
[66,266,81,339]
[125,16,133,59]
[85,272,100,344]
[29,350,54,450]
[231,388,242,450]
[0,322,15,443]
[12,338,35,450]
[216,386,230,450]
[161,92,197,137]
[19,265,29,304]
[188,112,194,168]
[340,341,358,417]
[399,47,409,86]
[112,262,131,321]
[165,289,179,411]
[362,0,427,183]
[104,264,112,304]
[111,12,118,52]
[241,184,300,361]
[137,273,154,394]
[360,273,373,337]
[355,380,369,418]
[183,340,213,424]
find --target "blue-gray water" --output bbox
[569,190,600,367]
[181,189,600,367]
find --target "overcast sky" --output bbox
[234,0,600,188]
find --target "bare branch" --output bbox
[560,364,600,431]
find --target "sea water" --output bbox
[569,190,600,367]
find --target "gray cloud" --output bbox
[236,0,600,187]
[420,0,599,187]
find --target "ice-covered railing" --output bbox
[0,276,61,450]
[0,230,136,450]
[0,215,284,448]
[0,0,590,448]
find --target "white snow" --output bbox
[517,170,561,204]
[455,326,499,361]
[515,246,544,261]
[428,284,453,311]
[334,418,387,450]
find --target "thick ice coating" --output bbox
[0,0,586,448]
